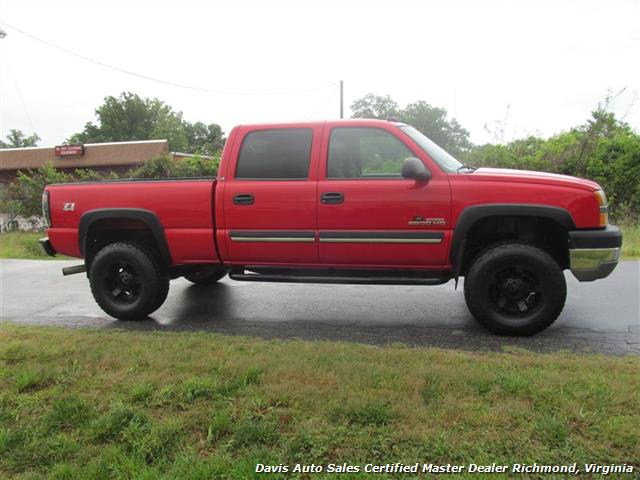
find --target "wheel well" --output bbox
[84,218,162,268]
[460,215,569,275]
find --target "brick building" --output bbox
[0,139,202,185]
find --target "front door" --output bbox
[221,125,320,265]
[317,124,451,268]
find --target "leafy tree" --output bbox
[401,101,472,156]
[351,94,400,120]
[183,122,225,155]
[350,94,471,156]
[68,92,224,153]
[0,129,41,148]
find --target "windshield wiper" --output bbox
[456,164,477,173]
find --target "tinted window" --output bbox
[327,128,414,179]
[399,126,462,173]
[236,129,312,179]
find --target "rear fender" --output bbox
[78,208,172,265]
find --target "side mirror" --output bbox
[401,157,431,181]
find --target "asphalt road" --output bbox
[1,259,638,355]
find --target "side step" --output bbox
[229,268,452,286]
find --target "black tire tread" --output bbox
[89,242,169,320]
[464,242,566,336]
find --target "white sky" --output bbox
[0,0,638,147]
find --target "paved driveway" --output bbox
[1,259,638,355]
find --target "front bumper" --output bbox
[568,225,622,282]
[38,237,57,257]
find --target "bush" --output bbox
[1,154,220,220]
[463,110,640,220]
[125,153,219,179]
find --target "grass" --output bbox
[620,223,640,259]
[0,325,638,479]
[1,225,638,261]
[0,232,71,260]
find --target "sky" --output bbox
[0,0,638,148]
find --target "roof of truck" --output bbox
[234,118,405,130]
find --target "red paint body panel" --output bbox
[219,123,322,264]
[47,180,218,264]
[317,121,451,267]
[449,175,600,228]
[45,119,604,270]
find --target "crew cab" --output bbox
[39,119,622,335]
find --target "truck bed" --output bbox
[47,178,219,264]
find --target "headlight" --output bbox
[594,189,608,227]
[42,190,51,227]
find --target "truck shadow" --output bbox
[101,280,638,355]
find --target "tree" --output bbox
[350,93,472,156]
[183,122,225,155]
[68,92,224,153]
[0,129,41,148]
[351,93,400,120]
[401,101,471,156]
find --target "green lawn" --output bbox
[0,325,638,479]
[621,223,640,259]
[1,225,639,261]
[0,232,71,260]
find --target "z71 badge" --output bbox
[408,216,445,226]
[63,202,75,212]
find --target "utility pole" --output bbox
[339,80,344,119]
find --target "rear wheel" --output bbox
[89,242,169,320]
[464,242,566,335]
[184,265,228,285]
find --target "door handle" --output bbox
[233,194,254,205]
[321,192,344,204]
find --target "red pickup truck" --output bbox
[40,119,622,335]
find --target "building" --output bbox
[0,139,205,185]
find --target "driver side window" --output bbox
[327,127,414,179]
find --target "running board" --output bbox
[229,268,451,286]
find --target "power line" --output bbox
[306,86,339,120]
[2,45,37,134]
[0,21,337,96]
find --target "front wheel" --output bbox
[89,242,169,320]
[464,242,566,336]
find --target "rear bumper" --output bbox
[568,225,622,282]
[38,237,57,257]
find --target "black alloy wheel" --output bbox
[488,265,541,316]
[89,242,169,320]
[464,242,566,336]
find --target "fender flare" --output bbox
[450,204,575,277]
[78,208,172,265]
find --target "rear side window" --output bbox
[236,128,312,179]
[327,127,413,179]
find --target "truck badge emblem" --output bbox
[63,202,75,212]
[409,216,445,226]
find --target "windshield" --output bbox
[399,126,463,173]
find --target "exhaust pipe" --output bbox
[62,264,86,276]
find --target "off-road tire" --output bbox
[89,242,169,320]
[464,242,566,336]
[184,266,228,285]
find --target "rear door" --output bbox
[317,123,451,268]
[220,125,321,265]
